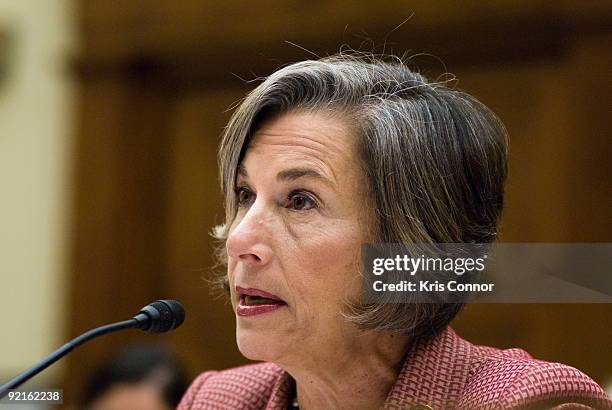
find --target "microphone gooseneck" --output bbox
[0,299,185,398]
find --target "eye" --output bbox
[287,191,318,211]
[235,186,254,207]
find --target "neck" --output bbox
[282,330,411,410]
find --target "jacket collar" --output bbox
[383,326,473,409]
[265,326,472,409]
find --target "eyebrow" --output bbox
[236,164,335,188]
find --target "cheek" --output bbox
[289,225,364,305]
[227,260,237,302]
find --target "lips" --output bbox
[236,286,287,317]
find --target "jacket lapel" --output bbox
[383,327,472,409]
[264,369,294,410]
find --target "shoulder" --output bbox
[177,362,284,410]
[460,346,611,409]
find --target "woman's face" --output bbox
[226,110,373,365]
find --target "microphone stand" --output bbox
[0,319,137,398]
[0,299,185,400]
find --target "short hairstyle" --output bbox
[212,53,508,341]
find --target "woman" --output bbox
[178,55,611,409]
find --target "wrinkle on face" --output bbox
[226,109,375,369]
[247,112,356,192]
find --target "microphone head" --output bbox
[133,300,185,333]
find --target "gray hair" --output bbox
[212,53,508,340]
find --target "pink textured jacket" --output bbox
[178,327,611,409]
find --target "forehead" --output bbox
[240,110,358,181]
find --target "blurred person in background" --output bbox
[80,344,187,410]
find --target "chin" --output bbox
[236,325,283,362]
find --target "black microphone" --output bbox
[0,299,185,398]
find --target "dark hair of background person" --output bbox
[212,53,509,343]
[80,343,189,409]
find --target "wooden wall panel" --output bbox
[452,34,612,384]
[66,2,612,407]
[65,72,177,404]
[163,89,250,378]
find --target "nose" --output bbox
[226,205,273,267]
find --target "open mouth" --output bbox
[235,286,287,316]
[240,294,286,306]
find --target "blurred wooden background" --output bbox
[65,1,612,407]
